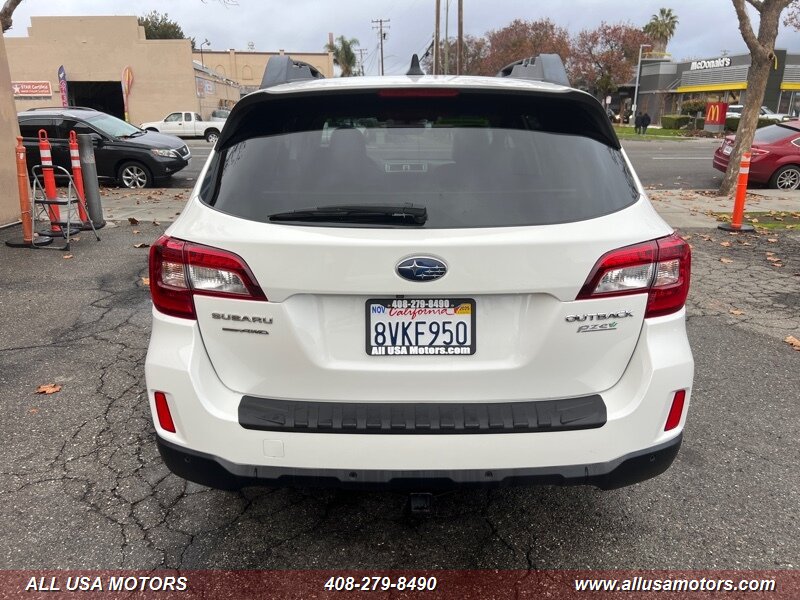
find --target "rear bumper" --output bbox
[146,307,693,489]
[156,432,682,491]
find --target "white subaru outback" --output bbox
[145,55,693,491]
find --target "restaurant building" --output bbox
[633,49,800,123]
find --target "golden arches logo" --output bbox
[706,104,721,123]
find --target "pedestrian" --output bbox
[634,111,643,134]
[642,112,651,135]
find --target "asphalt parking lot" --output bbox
[0,215,798,571]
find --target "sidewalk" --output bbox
[96,186,800,229]
[646,188,800,228]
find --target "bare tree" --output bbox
[720,0,794,195]
[1,0,24,32]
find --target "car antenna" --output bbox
[406,54,425,76]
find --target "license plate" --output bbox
[723,144,732,155]
[366,298,476,356]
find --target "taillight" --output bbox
[149,236,266,319]
[750,147,769,157]
[664,390,686,431]
[576,233,691,318]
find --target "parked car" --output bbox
[725,104,791,122]
[18,107,191,189]
[146,55,693,492]
[713,121,800,190]
[210,108,231,122]
[140,111,222,143]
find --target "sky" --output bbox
[4,0,798,75]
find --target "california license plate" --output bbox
[723,144,733,155]
[366,298,476,356]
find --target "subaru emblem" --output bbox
[396,257,447,282]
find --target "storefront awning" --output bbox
[780,82,800,91]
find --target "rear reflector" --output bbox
[149,236,267,319]
[154,391,176,433]
[664,390,686,431]
[577,233,691,318]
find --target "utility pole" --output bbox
[443,0,450,75]
[372,19,390,76]
[433,0,441,75]
[355,48,368,76]
[457,0,463,75]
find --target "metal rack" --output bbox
[30,164,100,251]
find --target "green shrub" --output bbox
[680,99,708,115]
[661,114,691,129]
[724,117,774,131]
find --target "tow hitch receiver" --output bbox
[409,493,433,514]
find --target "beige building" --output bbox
[7,16,207,124]
[1,33,21,225]
[193,48,334,94]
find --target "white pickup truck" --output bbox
[140,111,223,143]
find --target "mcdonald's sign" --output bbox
[705,102,727,126]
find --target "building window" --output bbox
[216,65,226,77]
[242,65,253,80]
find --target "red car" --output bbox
[713,120,800,190]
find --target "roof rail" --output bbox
[26,106,96,111]
[261,55,325,89]
[496,54,570,87]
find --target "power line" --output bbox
[371,18,390,76]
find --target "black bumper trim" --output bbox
[156,433,682,492]
[238,395,606,434]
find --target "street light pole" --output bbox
[200,39,211,69]
[632,43,651,117]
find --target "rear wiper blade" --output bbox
[268,204,427,225]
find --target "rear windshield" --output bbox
[754,124,798,144]
[200,92,638,228]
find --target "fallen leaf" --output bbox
[36,383,61,395]
[141,277,150,286]
[152,221,161,226]
[766,252,775,256]
[767,238,778,243]
[133,243,150,249]
[766,256,780,262]
[785,336,800,351]
[29,408,39,414]
[62,254,73,260]
[719,258,733,264]
[720,241,731,247]
[750,218,759,223]
[71,236,80,242]
[729,309,745,316]
[772,263,783,268]
[132,229,141,235]
[128,217,139,225]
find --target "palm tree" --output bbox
[643,8,679,54]
[325,35,360,77]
